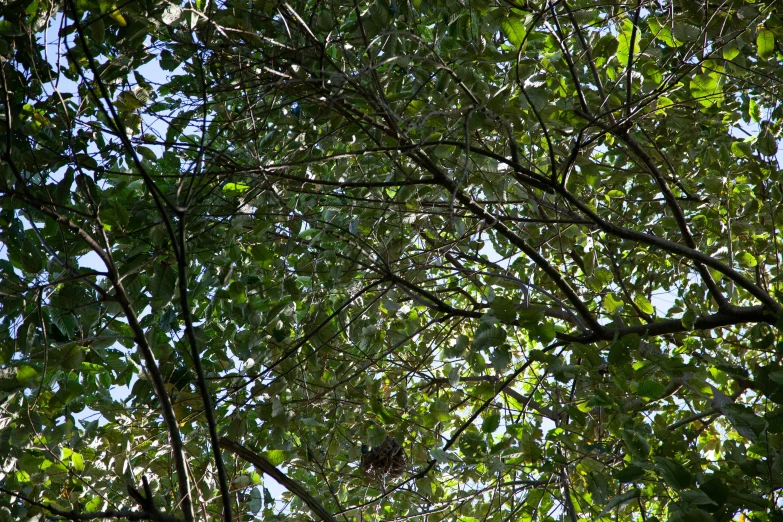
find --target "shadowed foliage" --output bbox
[1,0,783,520]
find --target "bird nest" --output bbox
[361,436,407,480]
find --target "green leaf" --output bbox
[603,294,623,314]
[136,146,157,163]
[482,412,500,433]
[756,128,778,157]
[370,398,396,424]
[616,24,640,65]
[672,23,700,43]
[149,263,177,310]
[622,429,650,459]
[690,73,722,107]
[459,430,487,460]
[731,140,753,158]
[682,308,697,329]
[598,488,641,516]
[699,478,728,506]
[367,423,388,446]
[54,344,85,371]
[222,182,251,194]
[648,18,676,47]
[265,450,285,466]
[228,281,248,304]
[736,251,757,268]
[653,456,692,490]
[749,98,761,122]
[248,488,263,514]
[430,448,460,462]
[489,345,510,371]
[725,491,771,511]
[656,96,673,115]
[466,350,487,373]
[533,322,555,344]
[447,365,460,386]
[615,465,645,483]
[637,380,666,400]
[16,365,39,385]
[71,452,85,472]
[490,296,516,324]
[25,0,40,16]
[113,200,130,227]
[446,334,469,358]
[0,21,24,36]
[117,90,145,110]
[593,33,619,58]
[501,17,527,48]
[757,28,775,60]
[722,40,739,60]
[724,403,767,440]
[472,326,506,351]
[85,497,101,512]
[18,453,44,473]
[679,490,717,507]
[50,307,78,339]
[633,295,654,315]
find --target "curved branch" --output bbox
[219,438,338,522]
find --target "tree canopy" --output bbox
[2,0,783,520]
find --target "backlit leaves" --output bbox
[501,16,527,48]
[2,0,783,521]
[690,73,723,107]
[757,28,775,60]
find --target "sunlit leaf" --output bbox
[757,28,775,60]
[501,17,527,48]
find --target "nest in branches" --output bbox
[361,436,407,480]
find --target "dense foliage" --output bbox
[2,0,783,520]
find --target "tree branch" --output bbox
[219,438,338,522]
